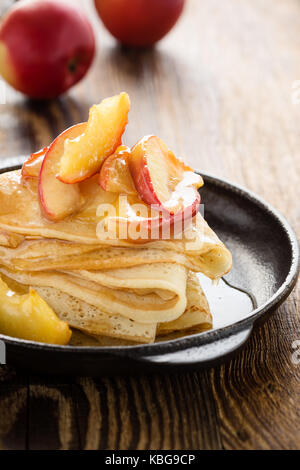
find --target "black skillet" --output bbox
[0,157,298,376]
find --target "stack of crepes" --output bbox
[0,169,232,344]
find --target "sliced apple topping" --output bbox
[39,123,86,221]
[33,93,202,241]
[99,145,137,195]
[129,135,203,215]
[58,92,130,184]
[21,146,48,181]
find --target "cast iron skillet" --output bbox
[0,157,299,376]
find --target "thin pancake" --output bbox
[0,263,188,324]
[0,171,232,279]
[35,286,157,343]
[158,272,212,335]
[0,168,229,344]
[1,270,211,344]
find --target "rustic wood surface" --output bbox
[0,0,299,450]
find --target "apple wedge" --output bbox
[129,135,203,215]
[21,146,48,181]
[58,92,130,184]
[0,277,71,345]
[39,123,86,221]
[99,145,137,195]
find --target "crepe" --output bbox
[1,268,211,343]
[0,171,232,279]
[0,263,188,324]
[157,272,212,335]
[0,168,231,344]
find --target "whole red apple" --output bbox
[0,0,95,99]
[94,0,185,47]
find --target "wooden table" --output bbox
[0,0,299,450]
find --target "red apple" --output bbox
[94,0,185,47]
[0,0,95,99]
[129,135,202,215]
[39,123,86,221]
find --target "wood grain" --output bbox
[0,0,299,450]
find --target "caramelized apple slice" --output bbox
[39,123,86,221]
[21,147,48,180]
[96,191,199,244]
[97,207,198,243]
[99,145,137,195]
[58,92,130,184]
[0,277,71,345]
[129,135,203,215]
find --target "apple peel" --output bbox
[129,135,202,215]
[39,123,86,221]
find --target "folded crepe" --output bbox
[0,266,211,343]
[0,169,232,344]
[0,171,232,279]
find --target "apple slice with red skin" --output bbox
[39,123,86,221]
[98,138,202,243]
[21,147,49,181]
[99,145,137,195]
[129,135,202,216]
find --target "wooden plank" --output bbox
[26,375,80,450]
[74,374,222,450]
[210,299,300,449]
[0,366,28,450]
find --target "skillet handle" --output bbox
[127,326,253,367]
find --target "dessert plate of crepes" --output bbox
[0,93,298,375]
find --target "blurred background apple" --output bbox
[0,0,95,99]
[94,0,185,47]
